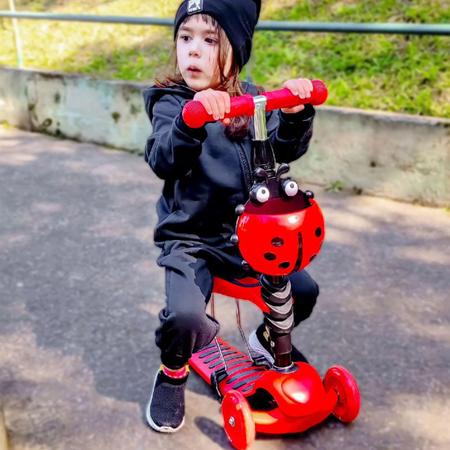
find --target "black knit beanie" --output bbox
[174,0,262,71]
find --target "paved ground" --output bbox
[0,126,449,450]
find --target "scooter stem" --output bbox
[260,275,296,371]
[252,95,276,176]
[253,96,268,141]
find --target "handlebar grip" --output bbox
[182,94,254,129]
[182,79,328,128]
[264,79,328,111]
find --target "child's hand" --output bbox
[193,89,231,125]
[281,78,314,114]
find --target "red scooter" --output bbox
[183,81,360,450]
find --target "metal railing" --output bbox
[1,11,449,34]
[1,10,449,70]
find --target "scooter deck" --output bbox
[189,337,266,396]
[190,338,347,437]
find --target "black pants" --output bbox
[155,242,319,369]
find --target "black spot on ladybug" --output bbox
[264,252,277,261]
[271,237,284,247]
[310,254,317,262]
[279,262,290,269]
[315,227,322,237]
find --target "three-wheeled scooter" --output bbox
[183,80,360,450]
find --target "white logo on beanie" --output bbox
[187,0,203,14]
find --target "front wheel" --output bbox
[221,390,255,450]
[323,365,360,423]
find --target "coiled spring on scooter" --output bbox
[260,275,295,369]
[260,276,294,334]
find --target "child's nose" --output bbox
[189,39,201,56]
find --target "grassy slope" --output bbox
[0,0,449,117]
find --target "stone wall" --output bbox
[1,67,448,206]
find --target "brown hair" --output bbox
[155,14,250,139]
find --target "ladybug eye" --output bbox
[282,179,299,197]
[256,186,270,203]
[250,184,270,203]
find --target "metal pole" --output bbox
[0,405,8,450]
[0,12,449,36]
[256,20,450,35]
[8,0,24,68]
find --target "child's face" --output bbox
[176,15,232,91]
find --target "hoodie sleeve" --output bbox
[266,103,315,164]
[144,93,207,180]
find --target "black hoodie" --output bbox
[142,81,315,264]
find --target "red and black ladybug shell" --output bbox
[236,191,325,276]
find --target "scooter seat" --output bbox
[212,276,269,313]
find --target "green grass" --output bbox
[1,0,449,117]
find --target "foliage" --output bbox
[1,0,448,117]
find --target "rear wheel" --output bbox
[221,390,255,450]
[324,365,360,423]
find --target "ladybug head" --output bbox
[249,163,298,205]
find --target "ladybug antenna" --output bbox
[276,163,290,182]
[254,167,269,184]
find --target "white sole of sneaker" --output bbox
[248,331,274,365]
[145,371,185,433]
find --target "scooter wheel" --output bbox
[324,365,360,423]
[221,390,255,450]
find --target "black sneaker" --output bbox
[145,368,188,433]
[248,324,308,364]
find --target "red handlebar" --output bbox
[182,79,328,128]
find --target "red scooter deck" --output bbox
[189,337,266,396]
[190,337,345,437]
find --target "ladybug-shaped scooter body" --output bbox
[235,168,325,277]
[185,82,360,450]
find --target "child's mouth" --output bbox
[187,66,202,73]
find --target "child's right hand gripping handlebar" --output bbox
[182,79,328,129]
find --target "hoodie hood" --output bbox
[143,82,196,123]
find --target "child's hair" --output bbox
[155,14,250,139]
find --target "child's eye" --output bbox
[179,34,191,42]
[205,37,218,45]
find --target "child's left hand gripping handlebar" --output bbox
[182,79,328,128]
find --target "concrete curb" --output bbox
[0,66,449,207]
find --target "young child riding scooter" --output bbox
[143,0,319,433]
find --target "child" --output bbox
[143,0,319,433]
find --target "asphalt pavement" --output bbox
[1,126,449,450]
